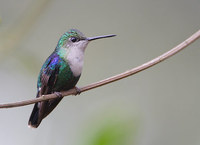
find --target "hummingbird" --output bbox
[28,29,116,128]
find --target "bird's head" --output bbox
[56,29,116,51]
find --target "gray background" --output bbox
[0,0,200,145]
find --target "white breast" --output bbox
[66,41,88,77]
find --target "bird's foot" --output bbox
[54,92,63,98]
[74,86,81,95]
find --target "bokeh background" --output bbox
[0,0,200,145]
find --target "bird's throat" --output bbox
[66,46,84,77]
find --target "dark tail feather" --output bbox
[28,103,43,128]
[43,97,63,118]
[28,97,63,128]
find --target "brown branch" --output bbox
[1,29,200,109]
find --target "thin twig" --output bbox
[1,29,200,108]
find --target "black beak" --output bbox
[87,34,116,41]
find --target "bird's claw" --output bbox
[54,92,63,98]
[74,86,81,95]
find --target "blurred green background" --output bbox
[0,0,200,145]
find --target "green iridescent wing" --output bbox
[29,53,63,127]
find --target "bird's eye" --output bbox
[70,37,79,42]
